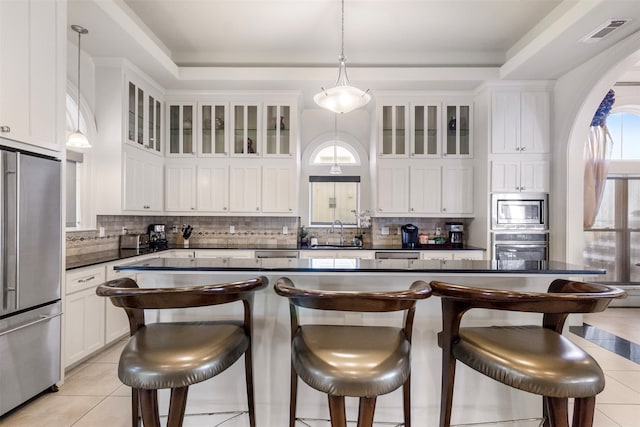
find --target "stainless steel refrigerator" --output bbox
[0,147,62,416]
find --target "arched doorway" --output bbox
[553,32,640,265]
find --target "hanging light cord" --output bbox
[76,28,82,132]
[333,113,338,166]
[340,0,345,59]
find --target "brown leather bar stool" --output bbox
[274,277,431,427]
[96,276,268,427]
[429,279,626,427]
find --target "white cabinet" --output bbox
[198,102,228,156]
[378,104,409,157]
[0,0,60,149]
[195,249,254,258]
[231,103,261,156]
[299,250,374,260]
[411,102,441,157]
[165,163,196,211]
[491,91,549,154]
[262,161,296,214]
[442,163,474,214]
[491,159,548,192]
[409,164,441,214]
[452,250,484,260]
[197,163,229,212]
[64,266,106,367]
[229,162,262,213]
[442,102,472,157]
[377,159,473,217]
[127,79,163,153]
[420,250,484,260]
[264,104,294,157]
[376,160,409,214]
[103,261,137,345]
[123,147,163,212]
[167,102,197,156]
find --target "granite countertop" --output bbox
[66,244,486,270]
[114,257,604,275]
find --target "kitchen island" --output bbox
[112,257,604,426]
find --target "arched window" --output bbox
[606,108,640,159]
[310,141,360,166]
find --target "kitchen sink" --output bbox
[311,244,363,249]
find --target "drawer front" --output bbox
[65,266,106,295]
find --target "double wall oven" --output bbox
[491,193,549,261]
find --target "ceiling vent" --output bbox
[581,19,629,43]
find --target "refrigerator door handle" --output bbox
[0,312,62,337]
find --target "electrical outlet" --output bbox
[282,226,288,234]
[99,227,105,238]
[381,226,389,236]
[229,225,235,234]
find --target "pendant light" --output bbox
[67,25,91,149]
[314,0,371,114]
[329,114,342,175]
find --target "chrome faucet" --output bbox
[331,220,344,245]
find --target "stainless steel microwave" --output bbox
[491,193,548,230]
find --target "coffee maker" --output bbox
[148,224,168,250]
[445,222,464,248]
[401,224,419,248]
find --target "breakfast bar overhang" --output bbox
[114,257,605,426]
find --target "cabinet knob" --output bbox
[0,126,10,133]
[521,147,526,151]
[410,207,414,211]
[223,207,227,210]
[443,208,447,212]
[191,207,195,210]
[256,207,260,211]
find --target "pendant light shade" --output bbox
[314,0,370,114]
[67,25,91,149]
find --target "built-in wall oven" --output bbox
[492,232,549,262]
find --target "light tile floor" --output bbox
[0,308,639,427]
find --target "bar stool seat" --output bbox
[119,322,247,390]
[450,325,604,398]
[293,325,410,397]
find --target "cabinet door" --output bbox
[167,103,197,156]
[491,92,521,154]
[262,162,295,214]
[144,159,163,211]
[65,288,105,367]
[165,164,196,211]
[410,164,441,214]
[491,160,521,192]
[519,160,549,192]
[199,103,228,156]
[127,82,145,146]
[442,164,473,214]
[378,104,408,157]
[443,103,472,157]
[376,161,409,214]
[197,164,229,212]
[148,95,162,153]
[520,92,549,153]
[231,103,261,156]
[0,0,57,148]
[123,149,163,211]
[229,164,261,212]
[411,103,440,157]
[264,104,293,156]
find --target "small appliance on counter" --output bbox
[446,222,464,248]
[119,233,150,250]
[401,224,419,248]
[148,224,168,250]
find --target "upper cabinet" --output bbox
[491,91,549,154]
[264,104,294,157]
[231,103,261,156]
[198,103,228,156]
[167,102,197,156]
[377,98,472,158]
[0,0,61,150]
[443,102,472,157]
[378,104,409,157]
[127,79,163,154]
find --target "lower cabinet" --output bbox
[64,266,106,367]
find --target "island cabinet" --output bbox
[0,0,63,151]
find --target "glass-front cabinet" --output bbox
[127,80,162,152]
[411,103,440,157]
[378,104,408,157]
[167,102,196,156]
[198,103,228,156]
[443,102,472,157]
[231,103,260,156]
[264,104,292,156]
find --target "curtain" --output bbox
[583,125,612,228]
[584,89,615,229]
